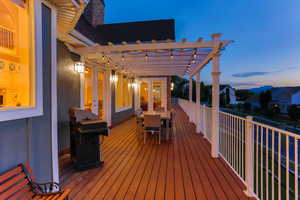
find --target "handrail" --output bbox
[177,98,300,199]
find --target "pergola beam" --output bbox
[189,39,234,76]
[75,40,233,55]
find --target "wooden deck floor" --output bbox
[60,106,252,200]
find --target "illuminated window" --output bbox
[0,0,35,109]
[115,74,133,111]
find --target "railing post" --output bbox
[244,116,255,197]
[203,105,207,139]
[196,71,201,133]
[189,78,193,122]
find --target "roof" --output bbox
[271,87,300,104]
[245,87,300,105]
[75,17,175,45]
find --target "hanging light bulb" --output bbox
[193,52,197,59]
[122,54,125,62]
[192,60,196,64]
[145,52,148,60]
[170,50,174,59]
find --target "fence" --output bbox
[177,98,300,200]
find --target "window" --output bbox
[115,74,133,111]
[0,0,44,121]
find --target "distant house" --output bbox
[245,87,300,112]
[220,85,237,104]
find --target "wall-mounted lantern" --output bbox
[74,62,85,73]
[171,82,174,91]
[111,74,118,83]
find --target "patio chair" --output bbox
[143,114,162,144]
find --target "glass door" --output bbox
[140,82,148,111]
[153,81,163,111]
[83,67,105,119]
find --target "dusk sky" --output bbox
[105,0,300,89]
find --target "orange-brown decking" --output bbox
[60,106,253,200]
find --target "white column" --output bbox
[148,81,154,112]
[188,78,193,122]
[244,116,255,197]
[80,73,85,109]
[196,71,201,133]
[211,33,221,158]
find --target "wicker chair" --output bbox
[143,114,162,144]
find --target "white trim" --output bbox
[140,77,167,112]
[80,73,85,109]
[40,0,59,184]
[0,0,44,122]
[115,106,132,113]
[71,30,96,47]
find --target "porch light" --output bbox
[74,62,85,73]
[170,51,174,59]
[171,82,174,91]
[111,75,118,83]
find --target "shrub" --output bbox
[287,105,300,121]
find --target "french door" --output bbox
[139,78,167,112]
[83,67,105,120]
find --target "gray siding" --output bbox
[0,4,54,182]
[111,71,135,126]
[57,41,80,151]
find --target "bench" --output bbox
[0,163,70,200]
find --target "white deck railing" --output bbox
[178,98,299,200]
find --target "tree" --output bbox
[243,102,252,111]
[235,89,254,101]
[225,88,231,105]
[287,105,300,121]
[259,90,272,109]
[220,93,226,107]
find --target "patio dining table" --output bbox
[137,111,171,141]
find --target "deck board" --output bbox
[60,105,252,200]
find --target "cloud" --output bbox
[232,72,270,78]
[232,66,298,78]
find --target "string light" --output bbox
[170,50,174,59]
[145,52,148,60]
[192,60,196,64]
[193,49,197,59]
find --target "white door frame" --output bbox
[80,66,111,126]
[140,77,167,112]
[40,0,59,183]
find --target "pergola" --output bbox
[73,33,234,158]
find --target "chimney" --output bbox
[83,0,105,27]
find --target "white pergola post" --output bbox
[211,33,221,158]
[196,71,201,133]
[189,77,193,122]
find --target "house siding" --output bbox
[57,41,81,152]
[0,4,54,182]
[292,91,300,105]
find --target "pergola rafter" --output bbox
[73,34,233,76]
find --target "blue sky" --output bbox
[105,0,300,89]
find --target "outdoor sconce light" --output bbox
[111,74,118,83]
[74,62,85,73]
[171,82,174,91]
[131,82,138,89]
